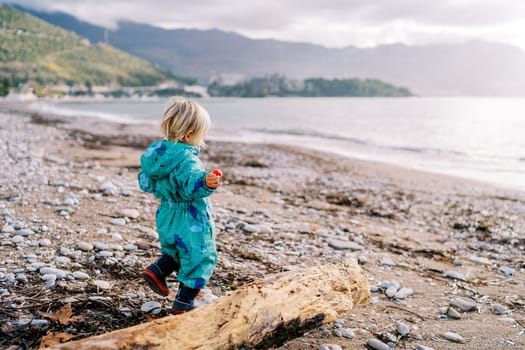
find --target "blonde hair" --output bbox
[160,96,211,146]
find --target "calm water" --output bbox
[30,97,525,191]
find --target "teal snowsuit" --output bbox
[138,140,217,290]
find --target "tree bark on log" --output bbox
[49,260,370,350]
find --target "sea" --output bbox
[27,97,525,192]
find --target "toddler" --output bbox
[138,97,222,314]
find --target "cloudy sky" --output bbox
[4,0,525,49]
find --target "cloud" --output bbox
[3,0,525,49]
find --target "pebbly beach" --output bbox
[0,102,524,349]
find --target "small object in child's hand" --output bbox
[212,169,222,177]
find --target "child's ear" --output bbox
[184,130,194,141]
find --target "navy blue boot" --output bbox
[143,254,179,297]
[171,284,200,315]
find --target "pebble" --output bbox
[93,280,111,289]
[12,235,24,244]
[2,224,15,233]
[118,209,140,219]
[100,182,116,194]
[380,257,395,266]
[366,339,390,350]
[416,345,435,350]
[41,274,56,287]
[450,297,477,312]
[141,301,162,314]
[394,287,413,299]
[16,273,28,283]
[319,345,342,350]
[73,271,90,280]
[443,331,465,343]
[39,238,52,247]
[109,218,127,226]
[94,241,109,251]
[76,241,93,251]
[396,322,410,336]
[444,270,466,281]
[333,328,354,339]
[492,303,508,315]
[447,307,461,319]
[39,267,66,279]
[500,265,515,276]
[15,228,34,236]
[327,239,364,251]
[242,224,259,233]
[358,255,367,265]
[370,285,379,293]
[258,225,273,234]
[385,286,398,298]
[123,244,138,252]
[55,256,71,265]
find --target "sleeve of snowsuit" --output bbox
[170,155,216,201]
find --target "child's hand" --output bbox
[206,169,222,188]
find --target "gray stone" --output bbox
[1,224,15,233]
[367,339,390,350]
[258,225,273,234]
[15,273,28,283]
[443,331,465,343]
[98,251,113,257]
[380,257,395,266]
[394,287,413,299]
[396,322,410,336]
[39,239,52,247]
[370,285,379,293]
[450,297,477,312]
[339,328,354,339]
[447,307,461,319]
[416,345,435,350]
[55,256,70,265]
[15,228,33,236]
[492,303,508,315]
[12,235,24,244]
[358,255,367,265]
[93,280,111,289]
[76,241,93,251]
[327,239,364,251]
[41,274,56,287]
[73,271,90,280]
[31,319,50,327]
[444,270,466,281]
[319,345,342,350]
[118,209,140,219]
[141,300,162,314]
[385,286,398,298]
[500,266,515,276]
[39,267,66,279]
[242,224,259,233]
[109,218,126,226]
[381,280,401,290]
[100,182,116,194]
[123,244,138,252]
[93,241,109,250]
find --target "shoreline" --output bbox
[2,101,523,197]
[1,105,524,349]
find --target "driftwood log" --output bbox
[49,260,370,350]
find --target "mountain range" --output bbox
[0,5,172,93]
[11,4,525,96]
